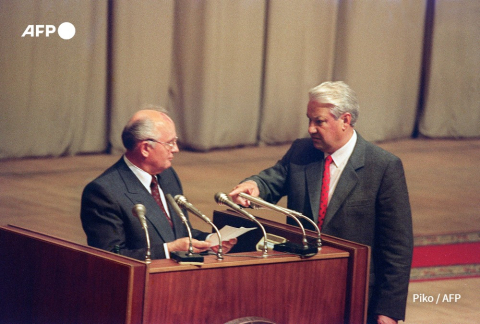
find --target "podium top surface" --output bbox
[148,246,349,273]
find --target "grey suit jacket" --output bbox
[246,134,413,321]
[81,158,208,260]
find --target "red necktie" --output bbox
[318,155,333,228]
[150,175,174,228]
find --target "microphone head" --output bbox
[166,194,188,223]
[214,192,230,205]
[132,204,146,218]
[174,194,187,206]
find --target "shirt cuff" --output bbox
[163,243,170,259]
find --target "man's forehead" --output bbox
[156,122,176,138]
[307,102,333,117]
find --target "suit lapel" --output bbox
[117,159,176,243]
[322,135,366,228]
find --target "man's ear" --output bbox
[139,141,151,158]
[341,113,352,128]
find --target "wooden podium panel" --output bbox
[212,210,370,324]
[0,225,146,324]
[144,249,349,323]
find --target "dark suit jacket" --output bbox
[81,158,208,260]
[245,133,413,321]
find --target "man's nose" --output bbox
[172,143,180,153]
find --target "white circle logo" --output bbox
[57,22,76,40]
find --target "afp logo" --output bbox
[22,22,76,40]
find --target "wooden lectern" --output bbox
[0,210,369,324]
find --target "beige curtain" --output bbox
[109,0,175,153]
[419,0,480,138]
[1,0,479,159]
[168,0,266,151]
[0,0,107,159]
[333,0,426,142]
[259,0,338,144]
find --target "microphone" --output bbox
[214,192,269,256]
[175,195,224,260]
[277,206,322,248]
[132,204,151,263]
[238,193,318,257]
[165,194,204,264]
[242,193,322,247]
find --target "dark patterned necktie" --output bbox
[150,175,173,228]
[318,155,333,228]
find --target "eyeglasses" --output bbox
[145,137,178,150]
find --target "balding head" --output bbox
[122,107,179,174]
[122,109,173,151]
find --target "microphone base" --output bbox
[273,242,318,258]
[170,251,204,265]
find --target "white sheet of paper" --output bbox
[209,225,257,246]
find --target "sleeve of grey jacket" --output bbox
[369,156,413,320]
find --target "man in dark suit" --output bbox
[229,81,413,324]
[81,108,235,260]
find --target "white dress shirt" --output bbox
[325,130,357,204]
[124,155,171,258]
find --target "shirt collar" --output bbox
[325,130,357,168]
[123,155,154,192]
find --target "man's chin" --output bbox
[311,139,325,151]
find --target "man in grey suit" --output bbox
[81,108,235,260]
[229,81,413,324]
